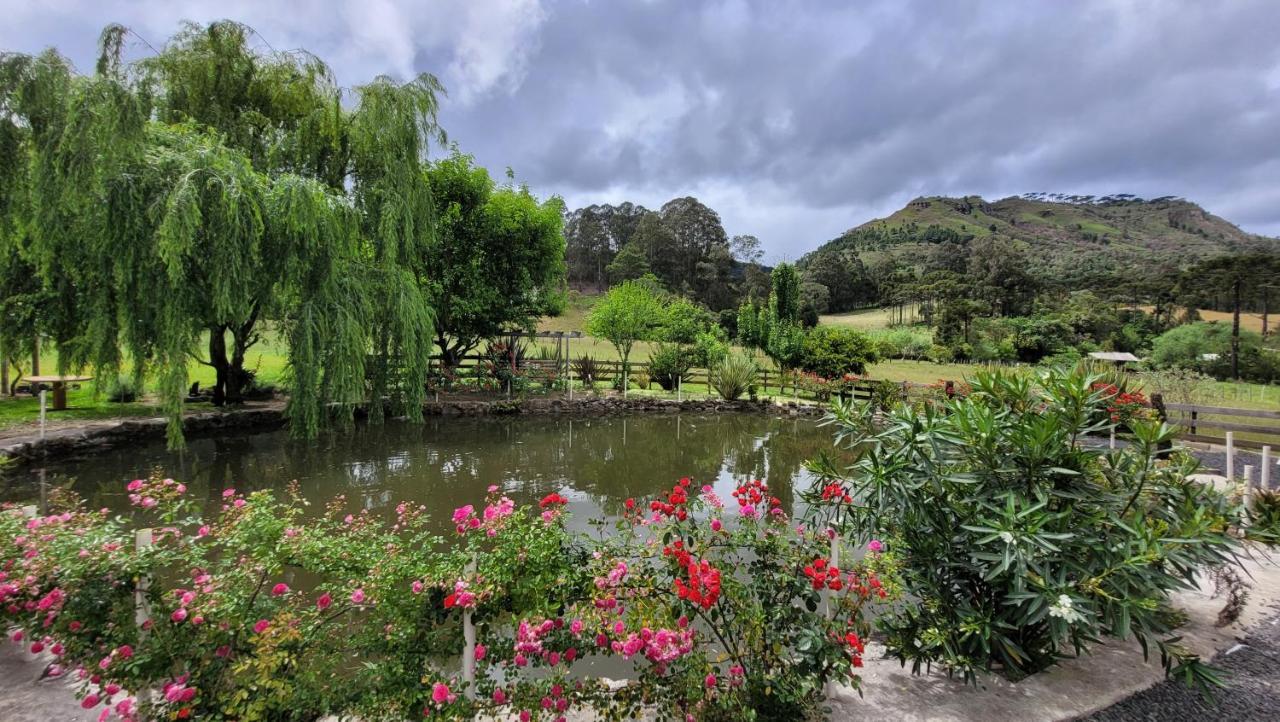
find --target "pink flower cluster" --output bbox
[126,477,186,509]
[452,486,517,536]
[611,626,696,670]
[442,580,476,610]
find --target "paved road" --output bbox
[1084,608,1280,722]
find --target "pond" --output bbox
[2,413,834,536]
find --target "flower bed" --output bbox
[1,473,895,721]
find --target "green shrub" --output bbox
[709,352,758,400]
[572,355,599,387]
[799,326,878,379]
[647,343,692,391]
[809,366,1243,693]
[107,375,140,403]
[927,344,954,364]
[692,328,730,368]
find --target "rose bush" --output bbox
[2,474,893,721]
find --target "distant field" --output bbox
[819,305,920,330]
[1136,306,1269,335]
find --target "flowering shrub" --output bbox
[1089,380,1153,426]
[809,366,1247,694]
[2,475,894,721]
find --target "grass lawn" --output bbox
[819,305,920,330]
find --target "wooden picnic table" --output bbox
[26,375,93,410]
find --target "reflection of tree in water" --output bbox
[24,413,831,528]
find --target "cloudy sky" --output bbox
[4,0,1279,260]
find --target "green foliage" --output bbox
[106,374,140,403]
[709,352,759,400]
[424,150,566,366]
[1151,322,1278,382]
[660,296,717,344]
[768,262,801,326]
[0,22,445,446]
[647,342,692,391]
[572,354,600,386]
[585,279,664,371]
[810,366,1242,694]
[692,328,730,368]
[800,326,878,379]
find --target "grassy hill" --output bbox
[805,194,1280,288]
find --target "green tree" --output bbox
[769,262,801,325]
[606,240,650,284]
[423,150,565,367]
[0,22,443,444]
[586,279,664,377]
[799,326,878,378]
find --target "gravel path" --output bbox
[1083,607,1280,721]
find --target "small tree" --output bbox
[769,262,802,325]
[586,279,663,380]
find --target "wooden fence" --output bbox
[430,355,906,401]
[1163,402,1280,450]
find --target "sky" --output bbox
[3,0,1279,261]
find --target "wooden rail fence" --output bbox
[1164,402,1280,450]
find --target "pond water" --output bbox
[3,413,834,535]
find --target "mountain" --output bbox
[802,194,1280,291]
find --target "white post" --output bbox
[623,366,628,399]
[1109,428,1116,450]
[38,389,46,441]
[135,529,153,634]
[566,334,572,401]
[1263,446,1272,490]
[461,555,477,700]
[1243,465,1256,522]
[1226,432,1235,480]
[677,375,682,403]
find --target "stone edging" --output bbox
[0,397,825,466]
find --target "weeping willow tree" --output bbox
[0,22,444,446]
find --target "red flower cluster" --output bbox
[802,557,843,591]
[539,493,568,509]
[842,630,865,667]
[650,478,692,521]
[1090,382,1151,423]
[820,482,852,504]
[731,480,780,512]
[664,541,721,609]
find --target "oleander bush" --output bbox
[807,366,1246,693]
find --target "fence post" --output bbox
[1189,409,1197,435]
[1226,432,1235,480]
[1263,446,1273,490]
[1109,428,1116,450]
[677,374,682,403]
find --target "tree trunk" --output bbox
[1231,278,1241,380]
[209,326,230,407]
[31,337,39,376]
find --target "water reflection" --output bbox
[2,414,831,537]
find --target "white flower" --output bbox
[1048,594,1084,623]
[999,531,1014,544]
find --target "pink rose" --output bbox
[252,619,270,634]
[350,588,365,604]
[411,580,424,594]
[271,583,289,596]
[868,539,884,553]
[431,682,450,704]
[316,593,332,611]
[170,608,187,623]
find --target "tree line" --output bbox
[0,22,566,445]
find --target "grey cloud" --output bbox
[4,0,1279,250]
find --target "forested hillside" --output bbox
[800,194,1279,313]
